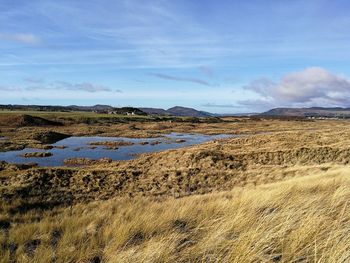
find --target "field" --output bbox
[1,112,350,262]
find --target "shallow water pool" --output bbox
[0,133,235,166]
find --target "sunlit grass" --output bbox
[1,167,350,262]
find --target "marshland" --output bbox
[1,111,350,262]
[2,1,350,262]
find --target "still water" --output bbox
[0,133,234,166]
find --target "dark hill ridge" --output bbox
[139,106,213,117]
[167,106,213,117]
[138,107,169,115]
[68,104,114,111]
[261,107,350,118]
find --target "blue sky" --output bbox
[1,0,350,113]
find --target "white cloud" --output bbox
[244,67,350,108]
[0,33,40,44]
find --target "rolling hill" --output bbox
[261,107,350,118]
[139,106,213,117]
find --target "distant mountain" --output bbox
[138,107,170,115]
[261,107,350,118]
[68,104,113,111]
[139,106,214,117]
[167,106,213,117]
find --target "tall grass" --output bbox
[1,166,350,262]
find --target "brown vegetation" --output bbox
[3,127,350,204]
[0,114,63,127]
[1,114,350,262]
[64,157,113,166]
[1,168,350,262]
[89,141,134,147]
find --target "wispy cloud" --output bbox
[0,85,22,92]
[202,103,239,108]
[23,77,45,84]
[1,81,122,93]
[0,33,40,44]
[52,81,118,93]
[149,73,212,86]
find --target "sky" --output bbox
[1,0,350,113]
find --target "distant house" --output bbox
[102,107,146,116]
[106,110,136,115]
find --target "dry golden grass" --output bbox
[1,166,350,262]
[3,118,350,262]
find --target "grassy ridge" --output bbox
[0,110,155,122]
[1,167,349,262]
